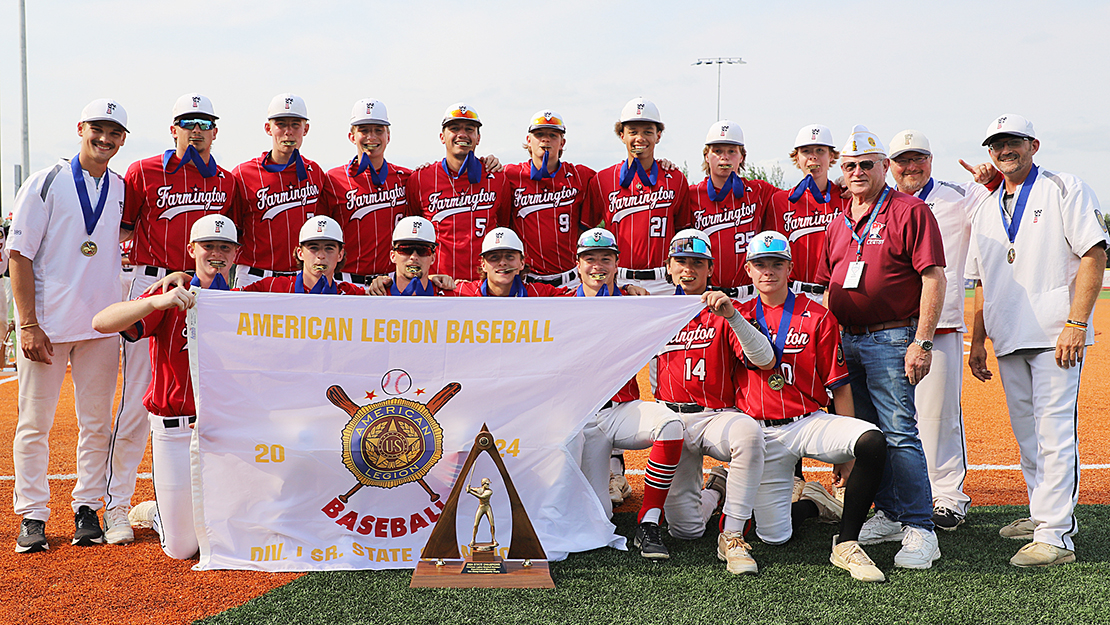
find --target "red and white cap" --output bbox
[982,114,1036,146]
[619,97,662,124]
[350,98,390,126]
[172,93,218,120]
[889,130,931,159]
[299,216,343,244]
[841,125,886,157]
[793,124,835,149]
[190,214,238,244]
[392,216,436,247]
[268,93,309,120]
[705,120,744,146]
[528,110,565,132]
[442,102,482,127]
[80,99,128,132]
[481,227,525,255]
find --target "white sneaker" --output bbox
[717,530,758,574]
[858,510,905,545]
[609,473,632,505]
[894,525,941,569]
[128,501,158,529]
[830,535,885,582]
[103,506,134,545]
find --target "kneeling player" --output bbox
[367,216,453,296]
[91,215,240,559]
[241,216,364,295]
[453,228,567,297]
[732,231,888,582]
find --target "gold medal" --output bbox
[1007,247,1015,264]
[80,240,98,257]
[768,373,786,391]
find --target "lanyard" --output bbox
[706,172,745,202]
[162,146,218,178]
[529,151,561,181]
[916,178,934,202]
[262,149,309,182]
[843,186,890,260]
[442,152,482,184]
[998,165,1038,245]
[70,155,108,237]
[755,290,795,369]
[294,272,338,294]
[348,153,389,187]
[190,273,230,290]
[480,276,527,297]
[788,174,831,204]
[619,159,658,188]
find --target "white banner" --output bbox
[187,291,703,571]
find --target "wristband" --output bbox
[1066,319,1088,328]
[19,323,39,330]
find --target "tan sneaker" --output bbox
[1011,541,1075,567]
[609,473,632,505]
[999,518,1035,540]
[128,501,158,529]
[103,506,134,545]
[800,481,843,524]
[717,530,757,574]
[791,476,805,503]
[831,536,885,582]
[835,485,846,505]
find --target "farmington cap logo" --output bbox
[366,101,376,114]
[720,124,729,136]
[192,96,202,107]
[317,219,328,232]
[214,219,224,232]
[636,102,646,114]
[811,128,820,140]
[997,116,1007,129]
[285,97,295,109]
[105,102,117,114]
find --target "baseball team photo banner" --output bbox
[186,291,704,571]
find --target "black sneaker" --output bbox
[73,506,105,546]
[633,522,670,560]
[15,518,48,553]
[932,506,965,531]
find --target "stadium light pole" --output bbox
[19,0,30,186]
[692,57,746,121]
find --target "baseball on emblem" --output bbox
[381,369,412,395]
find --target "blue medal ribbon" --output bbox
[442,152,483,184]
[619,159,658,189]
[529,150,561,181]
[190,273,230,291]
[706,172,746,202]
[915,178,934,202]
[294,272,338,294]
[998,165,1038,245]
[390,273,436,297]
[674,285,686,295]
[755,290,795,368]
[162,146,218,178]
[348,153,389,186]
[70,154,108,238]
[575,283,621,297]
[787,175,831,204]
[262,148,309,182]
[480,276,527,297]
[843,186,891,260]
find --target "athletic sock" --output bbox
[791,500,819,530]
[638,438,682,523]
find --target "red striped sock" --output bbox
[638,438,682,523]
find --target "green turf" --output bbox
[196,505,1110,625]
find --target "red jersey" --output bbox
[405,161,510,282]
[689,177,778,287]
[241,275,366,295]
[232,152,330,272]
[815,189,945,327]
[584,161,693,269]
[382,274,445,296]
[735,293,848,420]
[122,152,239,271]
[762,183,849,284]
[126,292,195,417]
[453,279,567,297]
[323,160,415,277]
[654,304,746,409]
[503,160,596,275]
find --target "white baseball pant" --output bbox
[148,413,201,559]
[915,330,971,515]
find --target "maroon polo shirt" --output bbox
[815,188,945,327]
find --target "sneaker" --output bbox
[999,517,1035,540]
[791,476,805,503]
[704,466,728,514]
[800,481,843,524]
[128,501,158,529]
[858,510,905,545]
[15,518,48,554]
[830,535,885,582]
[1010,541,1075,567]
[717,530,757,574]
[610,473,632,505]
[633,522,670,560]
[72,506,105,546]
[894,525,940,569]
[932,506,965,531]
[103,506,134,545]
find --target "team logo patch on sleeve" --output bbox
[837,344,844,366]
[1095,208,1108,233]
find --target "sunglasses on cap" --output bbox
[988,137,1030,152]
[669,237,711,257]
[446,108,480,121]
[177,118,216,131]
[393,244,435,257]
[841,159,881,173]
[531,115,564,127]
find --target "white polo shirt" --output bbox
[917,178,989,332]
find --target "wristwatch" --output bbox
[914,338,933,351]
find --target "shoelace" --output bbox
[843,543,876,566]
[723,534,751,554]
[642,523,664,543]
[902,527,925,550]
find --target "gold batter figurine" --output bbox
[467,477,497,548]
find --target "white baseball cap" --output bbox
[669,229,713,260]
[268,93,309,120]
[299,216,343,244]
[392,216,436,246]
[442,102,482,127]
[747,231,792,261]
[793,124,836,149]
[705,120,744,146]
[841,125,886,157]
[79,99,128,132]
[528,110,566,133]
[577,228,619,255]
[481,227,524,255]
[888,130,932,159]
[172,93,218,120]
[619,97,662,125]
[350,98,390,126]
[190,214,238,244]
[982,113,1036,146]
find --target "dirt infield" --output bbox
[2,298,1108,624]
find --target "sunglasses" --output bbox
[394,245,434,257]
[841,159,881,173]
[988,137,1030,152]
[446,108,480,120]
[669,237,711,258]
[893,154,930,166]
[177,118,216,131]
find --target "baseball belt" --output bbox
[663,402,711,414]
[757,414,808,428]
[618,267,666,281]
[789,280,826,295]
[162,415,197,429]
[247,267,296,278]
[526,268,578,287]
[842,317,917,336]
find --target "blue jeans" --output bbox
[840,326,934,531]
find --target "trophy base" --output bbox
[410,559,554,588]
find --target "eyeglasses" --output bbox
[841,159,881,173]
[892,154,930,166]
[394,245,434,257]
[669,237,711,258]
[177,118,216,131]
[988,137,1029,152]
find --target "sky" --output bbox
[1,0,1108,213]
